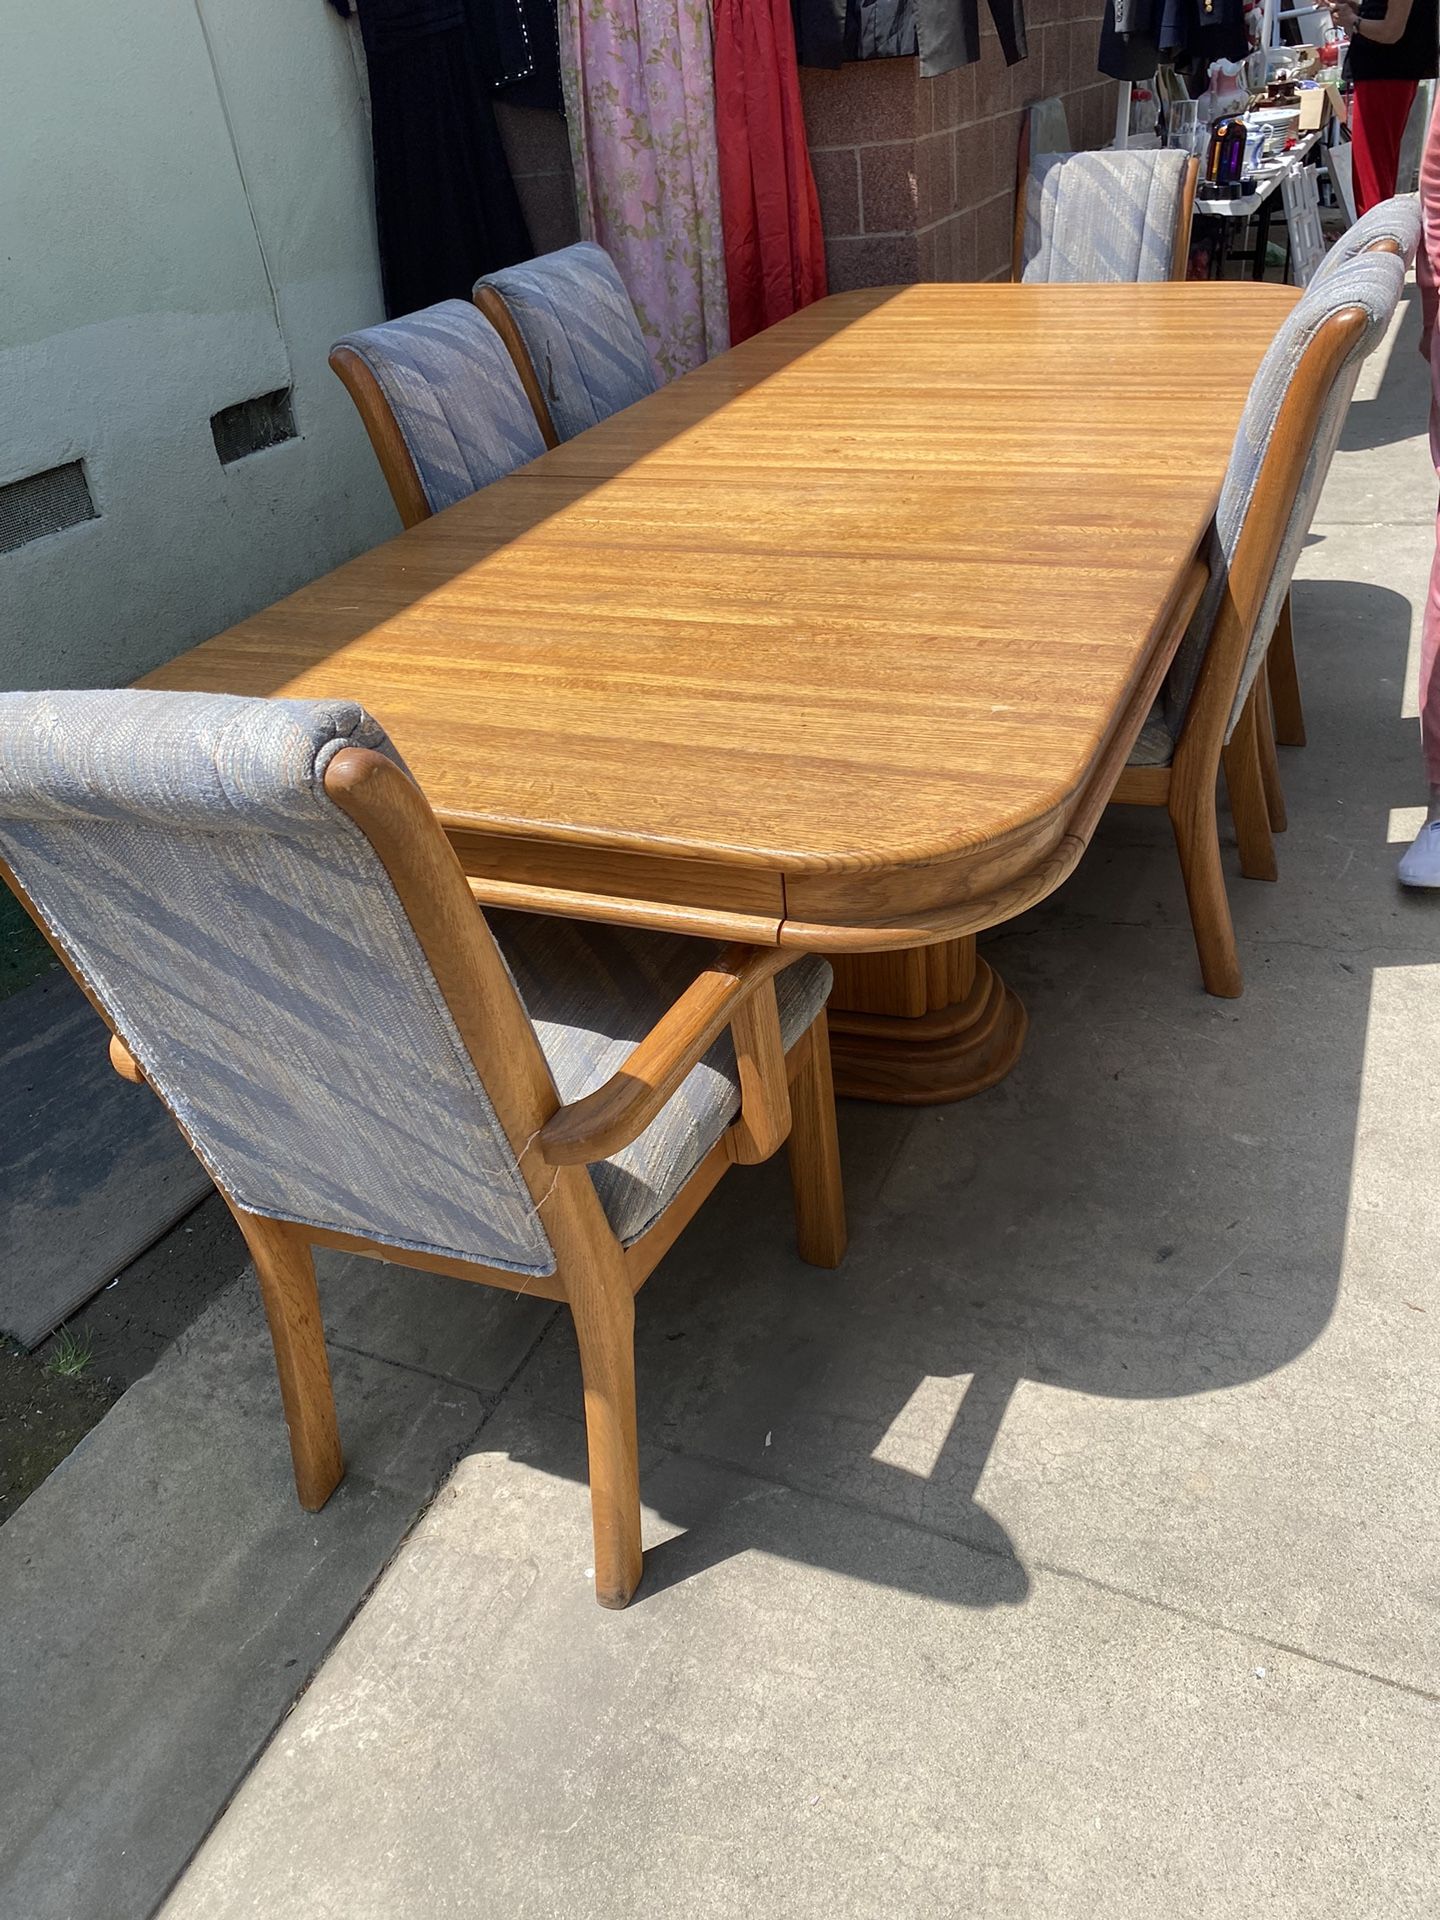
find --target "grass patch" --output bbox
[45,1325,95,1380]
[1,1342,118,1524]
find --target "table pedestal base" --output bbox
[826,935,1027,1105]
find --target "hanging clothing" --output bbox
[470,0,563,110]
[790,0,1027,73]
[790,0,850,62]
[345,0,532,318]
[714,0,828,345]
[558,0,729,379]
[1097,0,1247,87]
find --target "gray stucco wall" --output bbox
[0,0,399,691]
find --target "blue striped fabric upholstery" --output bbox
[1020,149,1190,283]
[1130,250,1405,768]
[0,692,831,1266]
[493,913,831,1246]
[476,242,658,442]
[1310,194,1421,287]
[333,300,546,515]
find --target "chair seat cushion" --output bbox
[1128,701,1176,768]
[489,912,832,1246]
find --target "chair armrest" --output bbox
[539,945,797,1166]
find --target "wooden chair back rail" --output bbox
[1171,158,1200,282]
[473,284,561,450]
[327,344,432,530]
[1011,118,1032,283]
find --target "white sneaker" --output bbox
[1398,819,1440,887]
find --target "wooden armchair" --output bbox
[329,298,547,528]
[1108,251,1405,996]
[1012,120,1198,284]
[0,691,845,1609]
[473,241,658,449]
[1263,196,1423,758]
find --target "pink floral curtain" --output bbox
[559,0,730,380]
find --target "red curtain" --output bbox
[713,0,828,346]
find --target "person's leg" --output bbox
[1400,107,1440,884]
[1422,528,1440,795]
[1351,79,1419,216]
[1398,524,1440,884]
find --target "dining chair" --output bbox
[1265,193,1423,749]
[1012,131,1198,284]
[473,241,657,449]
[1109,248,1405,997]
[329,299,547,528]
[1310,192,1422,289]
[0,690,845,1610]
[1027,95,1072,158]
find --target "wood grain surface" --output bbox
[141,282,1298,944]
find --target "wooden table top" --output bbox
[142,280,1299,950]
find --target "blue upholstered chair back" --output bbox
[476,242,657,442]
[0,691,556,1278]
[1310,193,1422,287]
[1020,149,1191,283]
[333,300,546,515]
[1163,250,1405,742]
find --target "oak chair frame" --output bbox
[1011,121,1199,285]
[472,284,562,451]
[2,749,845,1609]
[1107,300,1371,997]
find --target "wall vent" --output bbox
[0,461,98,556]
[211,388,297,465]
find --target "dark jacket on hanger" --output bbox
[793,0,1027,72]
[469,0,562,111]
[1097,0,1246,85]
[337,0,532,317]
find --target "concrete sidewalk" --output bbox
[7,289,1440,1920]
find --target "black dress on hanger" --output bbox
[336,0,532,317]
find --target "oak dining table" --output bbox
[141,279,1299,1104]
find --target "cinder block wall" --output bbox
[802,6,1117,287]
[496,105,582,255]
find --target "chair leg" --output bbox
[234,1209,344,1511]
[569,1248,643,1609]
[1169,779,1243,999]
[1267,591,1306,747]
[1256,674,1288,834]
[785,1013,847,1270]
[1222,684,1278,883]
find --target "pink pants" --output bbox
[1420,104,1440,787]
